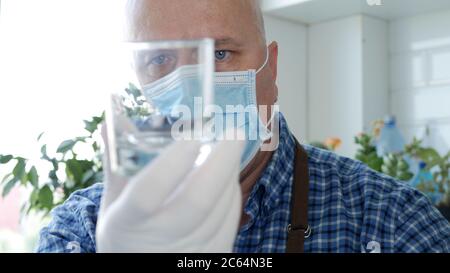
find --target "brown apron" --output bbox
[285,139,310,253]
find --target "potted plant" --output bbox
[311,123,450,221]
[353,131,450,220]
[0,113,104,216]
[0,84,147,216]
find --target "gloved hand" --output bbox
[96,125,244,253]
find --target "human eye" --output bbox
[148,53,173,66]
[214,50,232,63]
[141,51,177,79]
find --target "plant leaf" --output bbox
[28,166,39,188]
[57,140,76,154]
[94,113,105,124]
[92,141,99,152]
[40,144,50,160]
[66,159,94,184]
[51,158,59,170]
[126,83,142,100]
[417,148,441,165]
[0,154,13,164]
[84,120,98,134]
[12,159,26,180]
[30,188,39,205]
[37,132,45,141]
[2,176,19,197]
[48,170,58,183]
[38,185,53,209]
[84,114,104,134]
[75,136,87,142]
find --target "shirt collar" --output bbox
[241,113,296,231]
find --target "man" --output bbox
[36,0,450,253]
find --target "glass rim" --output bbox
[123,38,214,50]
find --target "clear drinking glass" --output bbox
[106,39,215,177]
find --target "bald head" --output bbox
[124,0,266,45]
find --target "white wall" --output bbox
[362,16,389,132]
[308,16,364,157]
[264,15,308,141]
[389,9,450,155]
[308,15,389,157]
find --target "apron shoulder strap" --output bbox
[286,138,310,253]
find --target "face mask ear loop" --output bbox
[255,47,269,75]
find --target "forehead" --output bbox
[125,0,261,43]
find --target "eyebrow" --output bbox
[214,37,244,48]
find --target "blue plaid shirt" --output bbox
[36,114,450,253]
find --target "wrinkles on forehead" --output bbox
[124,0,266,45]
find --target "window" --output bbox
[0,0,125,252]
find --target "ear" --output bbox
[268,41,278,81]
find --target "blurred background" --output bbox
[1,0,449,252]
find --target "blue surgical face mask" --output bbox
[212,48,273,170]
[143,47,274,171]
[142,65,204,118]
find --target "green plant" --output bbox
[405,138,450,204]
[0,113,105,216]
[354,133,383,172]
[354,132,450,206]
[354,132,413,182]
[381,153,414,182]
[0,83,150,217]
[122,83,152,118]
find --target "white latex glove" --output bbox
[96,125,244,253]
